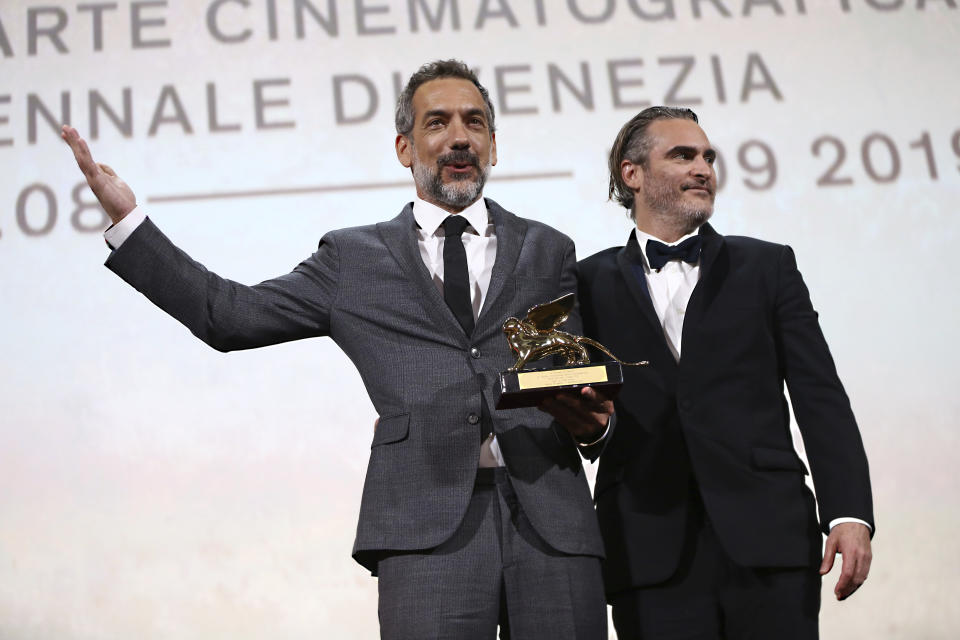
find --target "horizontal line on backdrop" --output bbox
[146,171,574,204]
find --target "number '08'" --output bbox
[10,182,109,238]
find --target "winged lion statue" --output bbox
[502,293,649,372]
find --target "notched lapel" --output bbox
[681,223,728,348]
[376,204,469,343]
[616,230,664,341]
[476,199,526,337]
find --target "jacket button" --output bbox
[467,413,480,425]
[470,347,481,359]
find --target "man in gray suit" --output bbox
[62,60,611,639]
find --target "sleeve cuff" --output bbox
[104,206,147,250]
[575,415,613,448]
[829,517,873,533]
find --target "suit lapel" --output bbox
[681,222,727,350]
[476,199,526,337]
[616,229,666,341]
[376,204,468,342]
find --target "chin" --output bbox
[681,208,713,231]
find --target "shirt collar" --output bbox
[413,195,490,237]
[634,226,701,269]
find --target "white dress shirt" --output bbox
[633,226,870,534]
[413,196,497,322]
[634,228,700,361]
[411,196,505,467]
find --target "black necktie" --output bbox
[442,215,475,335]
[645,236,702,271]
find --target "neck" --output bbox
[416,189,482,215]
[633,209,696,243]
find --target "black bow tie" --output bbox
[645,236,702,270]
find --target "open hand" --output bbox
[61,125,136,224]
[820,521,872,600]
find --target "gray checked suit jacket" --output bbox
[105,198,605,572]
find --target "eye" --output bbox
[427,118,444,128]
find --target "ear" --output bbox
[396,134,412,168]
[621,159,643,192]
[490,131,497,167]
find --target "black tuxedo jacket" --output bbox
[577,224,874,594]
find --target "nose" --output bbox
[448,118,470,150]
[691,154,712,179]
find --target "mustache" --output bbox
[682,182,714,195]
[437,150,480,168]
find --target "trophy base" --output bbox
[495,361,624,410]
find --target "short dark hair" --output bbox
[395,59,496,137]
[608,106,699,213]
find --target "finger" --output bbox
[61,125,100,178]
[99,163,117,177]
[834,552,858,600]
[837,583,859,601]
[538,396,566,419]
[578,387,610,413]
[854,551,872,584]
[539,396,591,429]
[819,537,837,575]
[547,392,586,413]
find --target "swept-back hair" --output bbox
[608,106,699,214]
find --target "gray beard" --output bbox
[412,158,489,211]
[642,182,713,236]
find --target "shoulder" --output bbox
[316,224,382,253]
[321,222,380,240]
[721,233,792,265]
[486,198,572,245]
[320,203,413,247]
[723,234,783,252]
[578,246,623,276]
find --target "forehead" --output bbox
[411,78,486,117]
[647,118,711,152]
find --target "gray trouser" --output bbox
[378,468,607,640]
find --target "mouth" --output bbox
[444,162,476,174]
[438,151,480,177]
[682,184,713,196]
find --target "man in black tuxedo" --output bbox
[576,107,874,639]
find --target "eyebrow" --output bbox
[665,145,716,158]
[421,107,486,122]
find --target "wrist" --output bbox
[574,428,606,448]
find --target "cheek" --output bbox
[415,146,439,166]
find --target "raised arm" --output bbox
[60,125,338,351]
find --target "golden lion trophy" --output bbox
[495,293,648,409]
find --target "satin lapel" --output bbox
[616,229,664,341]
[376,204,468,342]
[681,223,727,349]
[476,199,526,337]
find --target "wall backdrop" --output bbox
[1,1,958,638]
